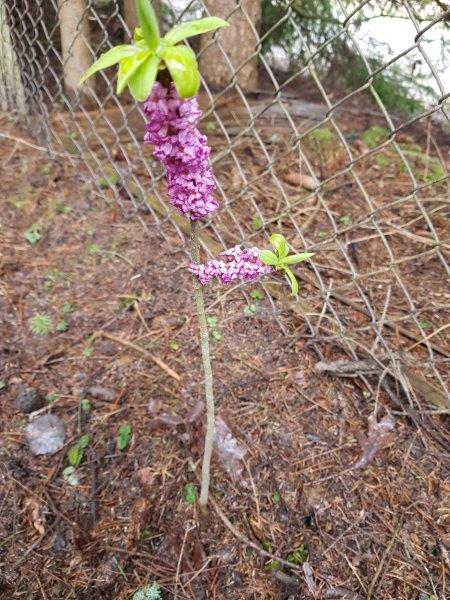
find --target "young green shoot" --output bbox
[260,234,315,296]
[79,0,228,100]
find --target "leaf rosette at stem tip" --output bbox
[260,234,315,296]
[79,0,228,101]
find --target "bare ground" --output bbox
[0,114,449,600]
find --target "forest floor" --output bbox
[0,107,449,600]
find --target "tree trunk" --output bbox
[58,0,94,102]
[123,0,162,37]
[199,0,261,92]
[0,0,26,114]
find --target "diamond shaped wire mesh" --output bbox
[2,0,449,406]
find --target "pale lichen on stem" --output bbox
[190,219,215,511]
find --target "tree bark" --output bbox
[123,0,162,36]
[58,0,94,102]
[199,0,261,92]
[0,0,26,114]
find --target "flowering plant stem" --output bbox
[189,220,215,511]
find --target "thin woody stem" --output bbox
[189,219,215,510]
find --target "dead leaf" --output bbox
[137,467,153,494]
[153,413,183,429]
[126,497,150,549]
[353,139,369,155]
[402,366,450,412]
[85,385,117,402]
[352,414,396,470]
[303,562,316,595]
[214,416,248,481]
[282,171,319,190]
[24,498,46,535]
[186,400,204,424]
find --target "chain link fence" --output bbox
[2,0,449,408]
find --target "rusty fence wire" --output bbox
[2,0,449,409]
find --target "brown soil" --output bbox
[0,116,449,600]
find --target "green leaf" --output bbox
[62,466,79,486]
[244,304,257,315]
[283,252,315,265]
[80,398,91,413]
[135,0,160,51]
[269,234,288,259]
[24,224,41,245]
[117,424,132,451]
[0,380,6,391]
[161,45,200,98]
[133,27,144,43]
[250,288,264,300]
[78,434,90,449]
[61,302,74,315]
[56,319,69,332]
[259,250,278,266]
[184,483,197,504]
[67,443,83,468]
[79,45,138,85]
[283,266,299,296]
[163,17,229,47]
[272,490,281,503]
[127,54,160,101]
[286,544,308,564]
[117,49,152,95]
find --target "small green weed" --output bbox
[207,316,221,341]
[61,302,75,315]
[80,398,91,413]
[272,490,281,503]
[131,583,162,600]
[117,424,132,451]
[251,216,263,230]
[29,313,53,336]
[339,215,351,226]
[24,223,42,245]
[309,127,336,148]
[184,483,197,505]
[373,152,390,168]
[97,173,119,189]
[362,126,389,148]
[56,320,69,333]
[244,303,257,316]
[9,195,29,210]
[286,544,308,564]
[62,466,79,486]
[168,340,179,351]
[265,560,280,572]
[67,433,89,468]
[250,288,264,300]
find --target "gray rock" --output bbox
[25,414,65,455]
[14,384,45,414]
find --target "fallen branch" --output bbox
[96,330,181,382]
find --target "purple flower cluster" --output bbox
[189,245,273,285]
[143,82,219,220]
